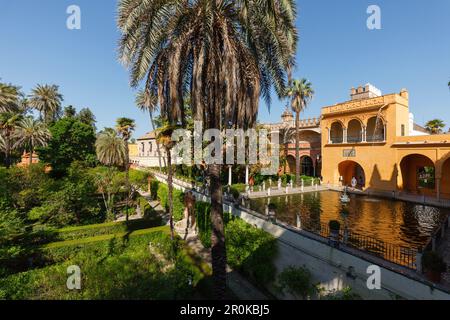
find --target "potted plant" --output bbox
[328,220,341,247]
[422,251,447,283]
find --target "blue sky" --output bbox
[0,0,449,138]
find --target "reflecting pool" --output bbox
[248,190,449,249]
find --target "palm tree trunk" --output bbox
[149,110,163,172]
[125,139,130,221]
[209,162,226,300]
[29,143,33,166]
[167,149,174,240]
[295,111,300,186]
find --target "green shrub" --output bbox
[150,180,159,200]
[277,265,316,299]
[157,184,184,221]
[195,202,212,248]
[226,219,277,285]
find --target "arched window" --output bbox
[366,117,385,142]
[330,122,344,144]
[347,119,363,143]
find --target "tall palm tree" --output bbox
[286,79,314,185]
[425,119,446,135]
[156,124,178,240]
[117,0,297,299]
[0,133,5,153]
[0,82,22,113]
[116,117,136,220]
[28,84,63,123]
[0,112,22,168]
[13,117,51,165]
[135,89,164,171]
[95,129,126,167]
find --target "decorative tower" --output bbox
[281,106,294,125]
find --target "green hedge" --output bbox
[195,202,277,286]
[157,183,184,222]
[55,217,162,242]
[0,227,204,300]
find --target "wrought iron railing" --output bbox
[300,221,418,270]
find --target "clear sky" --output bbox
[0,0,449,138]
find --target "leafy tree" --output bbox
[117,0,297,298]
[95,129,126,167]
[28,84,63,123]
[92,167,124,221]
[63,105,77,118]
[0,112,22,167]
[77,108,97,130]
[37,117,96,176]
[0,82,22,113]
[13,117,51,165]
[425,119,446,134]
[28,162,100,226]
[286,79,314,185]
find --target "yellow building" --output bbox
[321,84,450,200]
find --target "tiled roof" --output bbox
[137,131,156,140]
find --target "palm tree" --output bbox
[28,84,63,123]
[0,112,22,168]
[116,117,136,220]
[0,133,5,154]
[156,124,178,240]
[95,129,126,167]
[0,82,22,113]
[117,0,297,299]
[286,79,314,185]
[136,89,164,171]
[13,117,51,165]
[425,119,446,135]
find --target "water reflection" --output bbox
[248,191,449,248]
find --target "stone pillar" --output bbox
[245,165,249,185]
[383,124,387,141]
[343,128,347,144]
[228,166,232,186]
[327,128,331,144]
[362,126,367,142]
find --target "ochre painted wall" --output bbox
[320,90,450,199]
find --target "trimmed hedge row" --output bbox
[55,216,162,242]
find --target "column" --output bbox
[343,128,348,144]
[362,126,367,142]
[228,166,232,186]
[327,128,331,144]
[383,124,387,142]
[245,165,249,185]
